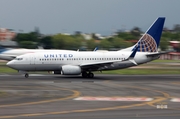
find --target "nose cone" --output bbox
[6,61,16,69]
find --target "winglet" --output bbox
[93,47,98,51]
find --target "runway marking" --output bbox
[74,97,153,101]
[0,101,150,119]
[104,80,170,108]
[0,80,172,119]
[171,82,180,85]
[170,98,180,102]
[1,112,180,119]
[0,88,80,108]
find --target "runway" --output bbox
[0,74,180,119]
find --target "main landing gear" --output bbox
[82,71,94,78]
[25,73,29,78]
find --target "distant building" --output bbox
[81,33,92,40]
[0,28,16,41]
[169,41,180,48]
[160,52,180,60]
[0,28,18,47]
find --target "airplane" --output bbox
[7,17,166,78]
[0,47,76,61]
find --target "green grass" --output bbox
[1,66,180,75]
[0,91,6,97]
[0,62,6,65]
[152,59,180,63]
[0,66,17,73]
[97,69,180,75]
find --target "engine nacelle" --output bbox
[61,65,81,75]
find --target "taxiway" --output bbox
[0,74,180,119]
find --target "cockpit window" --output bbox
[15,58,23,60]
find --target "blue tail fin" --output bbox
[132,17,165,52]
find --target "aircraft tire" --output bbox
[25,73,29,78]
[88,73,94,78]
[82,72,88,78]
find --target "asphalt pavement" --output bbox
[0,74,180,119]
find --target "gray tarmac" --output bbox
[0,74,180,119]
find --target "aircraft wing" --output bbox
[80,45,139,71]
[0,54,17,60]
[81,60,115,67]
[80,60,121,71]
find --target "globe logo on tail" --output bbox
[134,34,158,52]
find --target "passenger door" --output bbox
[30,55,36,70]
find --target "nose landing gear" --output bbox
[25,73,29,78]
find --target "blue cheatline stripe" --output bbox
[0,48,8,53]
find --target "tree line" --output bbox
[13,25,180,51]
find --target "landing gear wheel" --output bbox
[82,72,88,78]
[25,73,29,78]
[88,73,94,78]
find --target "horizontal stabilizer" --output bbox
[146,51,170,57]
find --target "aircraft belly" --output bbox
[99,61,135,71]
[113,61,135,69]
[33,64,61,71]
[9,64,34,71]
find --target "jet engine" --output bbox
[61,65,81,75]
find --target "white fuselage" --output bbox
[7,51,158,72]
[0,48,75,61]
[5,17,165,78]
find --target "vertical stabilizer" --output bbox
[121,17,165,52]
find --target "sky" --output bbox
[0,0,180,35]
